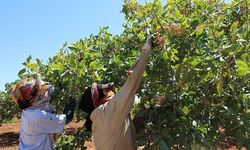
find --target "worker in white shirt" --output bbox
[11,77,76,150]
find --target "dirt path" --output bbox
[0,121,95,150]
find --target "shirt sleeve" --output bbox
[91,49,151,127]
[31,110,67,134]
[113,49,150,119]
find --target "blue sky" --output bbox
[0,0,231,91]
[0,0,127,90]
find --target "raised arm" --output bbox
[111,37,153,119]
[90,37,154,130]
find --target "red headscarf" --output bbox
[91,82,115,107]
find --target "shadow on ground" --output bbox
[0,132,19,148]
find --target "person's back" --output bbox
[19,107,66,150]
[91,101,136,150]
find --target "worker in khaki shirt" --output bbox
[79,37,153,150]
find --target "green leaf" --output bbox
[26,55,32,63]
[28,63,38,70]
[236,60,249,76]
[222,44,238,56]
[159,139,170,150]
[195,24,204,35]
[174,9,181,18]
[191,58,201,67]
[217,78,223,95]
[215,30,224,37]
[113,55,119,63]
[69,57,77,68]
[89,50,99,56]
[89,61,97,69]
[182,106,190,115]
[162,51,169,60]
[36,59,41,66]
[143,71,148,77]
[230,21,239,34]
[241,53,248,61]
[68,46,80,52]
[79,69,85,77]
[242,93,248,100]
[198,127,207,134]
[18,68,26,77]
[96,64,104,71]
[51,63,64,71]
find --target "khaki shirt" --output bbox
[90,49,150,150]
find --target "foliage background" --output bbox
[0,0,249,149]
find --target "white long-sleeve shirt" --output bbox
[90,48,151,150]
[19,108,66,150]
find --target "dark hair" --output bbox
[17,99,31,109]
[79,87,94,131]
[79,86,106,132]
